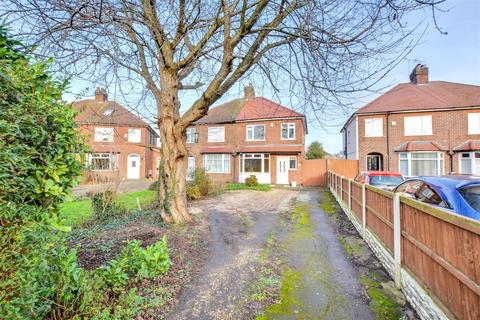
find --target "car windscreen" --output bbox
[369,175,404,186]
[459,186,480,212]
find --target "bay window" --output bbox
[204,154,230,173]
[459,152,480,174]
[87,153,118,170]
[241,154,270,173]
[399,152,444,177]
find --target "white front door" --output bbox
[276,156,289,184]
[127,154,141,179]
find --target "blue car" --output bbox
[393,175,480,221]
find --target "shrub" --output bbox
[148,180,160,191]
[91,190,124,221]
[192,168,212,196]
[186,184,201,200]
[0,27,88,319]
[245,175,258,186]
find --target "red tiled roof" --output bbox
[73,99,152,128]
[356,81,480,114]
[196,97,304,124]
[238,145,304,154]
[394,141,446,152]
[453,140,480,152]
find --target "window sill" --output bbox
[280,138,296,141]
[246,139,266,142]
[93,140,114,143]
[403,134,433,137]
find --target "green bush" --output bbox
[192,168,212,196]
[96,236,170,287]
[0,26,89,319]
[245,175,259,186]
[186,184,201,200]
[91,190,125,221]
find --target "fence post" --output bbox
[348,179,352,210]
[340,176,344,202]
[362,184,366,230]
[393,193,402,288]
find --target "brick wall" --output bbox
[80,124,159,181]
[357,109,480,173]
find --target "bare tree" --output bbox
[1,0,446,223]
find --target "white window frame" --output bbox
[364,118,383,137]
[207,126,225,142]
[128,128,142,143]
[187,156,196,180]
[398,152,444,177]
[186,127,197,143]
[404,115,432,136]
[458,152,480,174]
[94,127,114,142]
[246,124,266,141]
[468,113,480,134]
[240,153,270,174]
[87,153,118,171]
[281,123,296,140]
[203,154,230,173]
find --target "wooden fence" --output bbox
[299,159,358,186]
[328,171,480,320]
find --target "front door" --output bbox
[127,154,141,179]
[276,156,289,184]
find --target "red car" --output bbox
[354,171,405,190]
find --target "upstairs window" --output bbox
[208,127,225,142]
[364,118,383,137]
[186,127,198,143]
[468,113,480,134]
[281,123,295,140]
[404,115,432,136]
[246,124,265,141]
[128,128,141,143]
[94,127,114,142]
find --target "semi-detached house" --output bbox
[342,64,480,177]
[187,85,307,184]
[74,88,160,181]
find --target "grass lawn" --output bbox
[226,183,272,192]
[59,190,157,227]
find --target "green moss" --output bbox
[319,191,339,216]
[290,203,313,230]
[226,183,272,191]
[368,287,401,320]
[338,236,353,256]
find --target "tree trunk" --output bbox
[157,69,192,223]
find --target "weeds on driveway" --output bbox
[226,183,272,192]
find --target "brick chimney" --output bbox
[409,64,429,85]
[244,84,255,99]
[95,87,108,102]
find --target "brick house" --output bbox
[74,88,160,181]
[342,64,480,177]
[186,85,307,184]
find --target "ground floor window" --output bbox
[399,152,444,177]
[187,156,196,180]
[240,153,270,173]
[87,153,118,170]
[459,152,480,174]
[204,154,230,173]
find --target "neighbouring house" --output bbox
[342,64,480,177]
[74,88,160,181]
[186,85,307,184]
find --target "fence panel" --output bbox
[342,178,349,205]
[401,198,480,320]
[365,186,394,252]
[351,181,363,221]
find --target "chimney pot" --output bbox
[95,87,108,102]
[409,64,428,85]
[244,84,255,99]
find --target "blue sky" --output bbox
[65,0,480,154]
